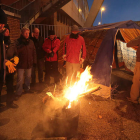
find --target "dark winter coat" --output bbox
[4,37,17,60]
[4,36,18,74]
[0,30,6,80]
[15,35,37,69]
[30,36,45,59]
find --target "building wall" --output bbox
[7,15,21,41]
[61,0,89,27]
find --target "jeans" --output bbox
[32,58,44,83]
[66,61,80,85]
[16,68,32,96]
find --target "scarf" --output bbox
[70,33,79,39]
[19,35,30,46]
[4,36,11,46]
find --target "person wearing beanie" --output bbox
[62,25,86,85]
[42,30,60,85]
[0,24,19,108]
[0,8,7,107]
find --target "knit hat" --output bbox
[71,25,79,32]
[48,30,55,36]
[4,24,10,32]
[0,9,7,24]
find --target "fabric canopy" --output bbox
[58,20,140,87]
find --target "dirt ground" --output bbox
[0,73,140,140]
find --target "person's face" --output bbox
[0,24,5,30]
[49,35,55,40]
[22,30,30,39]
[71,31,79,34]
[33,29,39,39]
[4,29,9,36]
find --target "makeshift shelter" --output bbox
[58,20,140,98]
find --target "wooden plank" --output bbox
[35,138,67,140]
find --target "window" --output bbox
[60,14,63,23]
[63,16,66,24]
[57,12,59,21]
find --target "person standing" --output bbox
[0,9,16,107]
[15,27,37,99]
[63,25,86,85]
[30,28,45,84]
[42,30,60,85]
[127,36,140,104]
[2,24,19,108]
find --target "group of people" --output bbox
[0,9,87,109]
[1,7,140,110]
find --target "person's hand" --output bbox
[80,58,84,64]
[63,54,66,61]
[13,56,19,65]
[5,60,16,73]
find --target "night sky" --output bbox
[87,0,140,26]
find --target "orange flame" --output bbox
[64,66,93,108]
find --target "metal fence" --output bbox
[20,23,71,39]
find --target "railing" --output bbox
[20,23,71,39]
[19,0,54,23]
[10,0,32,10]
[0,4,19,15]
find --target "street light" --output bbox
[101,7,105,25]
[98,22,101,25]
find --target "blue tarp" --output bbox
[89,20,140,87]
[91,29,117,87]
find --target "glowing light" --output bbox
[79,8,82,13]
[64,66,93,107]
[98,22,101,25]
[101,7,105,11]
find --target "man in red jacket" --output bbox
[42,30,60,85]
[63,25,86,85]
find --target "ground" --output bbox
[0,70,140,140]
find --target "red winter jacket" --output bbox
[63,35,86,63]
[42,36,60,61]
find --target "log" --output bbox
[35,138,67,140]
[78,86,101,98]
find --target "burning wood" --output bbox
[44,66,101,109]
[43,66,100,138]
[78,85,101,98]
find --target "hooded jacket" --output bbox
[15,35,37,69]
[42,36,60,62]
[63,34,86,63]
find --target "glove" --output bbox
[5,60,16,73]
[80,58,84,64]
[62,54,66,61]
[13,56,19,65]
[50,51,54,57]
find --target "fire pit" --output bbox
[41,66,100,138]
[43,96,80,138]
